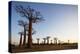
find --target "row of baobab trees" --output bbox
[18,35,70,47]
[36,37,70,45]
[14,5,70,48]
[14,5,44,48]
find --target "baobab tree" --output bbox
[15,5,44,48]
[43,38,46,44]
[68,40,70,44]
[54,37,58,44]
[46,36,50,44]
[51,40,53,44]
[18,31,24,47]
[18,20,36,46]
[36,38,40,45]
[41,41,44,44]
[58,40,61,44]
[18,20,28,46]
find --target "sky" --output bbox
[10,1,78,45]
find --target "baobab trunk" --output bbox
[43,40,45,44]
[43,38,46,44]
[47,40,49,44]
[37,40,39,44]
[19,34,22,47]
[68,40,70,44]
[58,40,61,44]
[47,37,50,44]
[54,38,57,44]
[23,27,26,46]
[28,19,32,48]
[37,39,39,45]
[46,36,50,44]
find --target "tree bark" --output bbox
[47,39,49,44]
[19,34,22,47]
[23,26,26,46]
[37,39,39,44]
[27,19,32,48]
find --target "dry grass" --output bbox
[9,43,78,53]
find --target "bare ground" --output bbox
[9,43,78,53]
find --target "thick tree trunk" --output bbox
[23,26,26,46]
[47,39,49,44]
[37,40,39,44]
[27,19,32,48]
[54,39,57,44]
[51,40,52,44]
[19,34,22,47]
[44,40,46,44]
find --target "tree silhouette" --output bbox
[41,41,44,44]
[15,5,44,48]
[58,40,61,44]
[50,40,53,44]
[36,38,40,45]
[18,32,24,47]
[46,36,50,44]
[18,20,28,46]
[54,37,58,44]
[43,38,46,44]
[68,40,70,44]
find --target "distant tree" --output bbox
[51,40,53,44]
[58,40,61,44]
[18,32,24,47]
[18,20,28,46]
[46,36,50,44]
[54,37,58,44]
[41,41,44,44]
[68,40,70,44]
[15,5,44,48]
[43,38,46,44]
[36,38,40,45]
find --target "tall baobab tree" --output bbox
[58,40,61,44]
[51,40,53,44]
[18,20,36,46]
[54,37,58,44]
[18,20,28,46]
[18,32,24,47]
[36,38,40,45]
[46,36,50,44]
[43,38,46,44]
[15,5,44,48]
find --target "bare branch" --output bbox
[32,30,36,35]
[15,5,29,18]
[18,20,28,27]
[18,31,24,35]
[15,5,45,23]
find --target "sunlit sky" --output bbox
[10,1,78,45]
